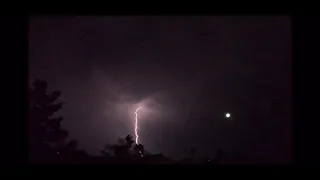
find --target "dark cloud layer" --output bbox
[29,16,291,161]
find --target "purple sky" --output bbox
[29,16,291,162]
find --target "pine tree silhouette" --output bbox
[29,79,68,162]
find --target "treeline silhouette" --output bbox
[28,79,254,164]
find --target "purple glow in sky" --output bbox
[29,16,291,162]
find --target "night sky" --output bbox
[28,16,291,162]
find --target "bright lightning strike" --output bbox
[135,107,142,144]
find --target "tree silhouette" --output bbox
[101,134,148,162]
[125,135,134,149]
[101,135,134,159]
[99,135,179,164]
[133,144,144,157]
[28,79,68,162]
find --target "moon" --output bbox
[225,112,231,118]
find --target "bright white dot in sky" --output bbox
[225,113,231,118]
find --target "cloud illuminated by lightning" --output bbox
[135,107,142,144]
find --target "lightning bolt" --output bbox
[135,107,142,144]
